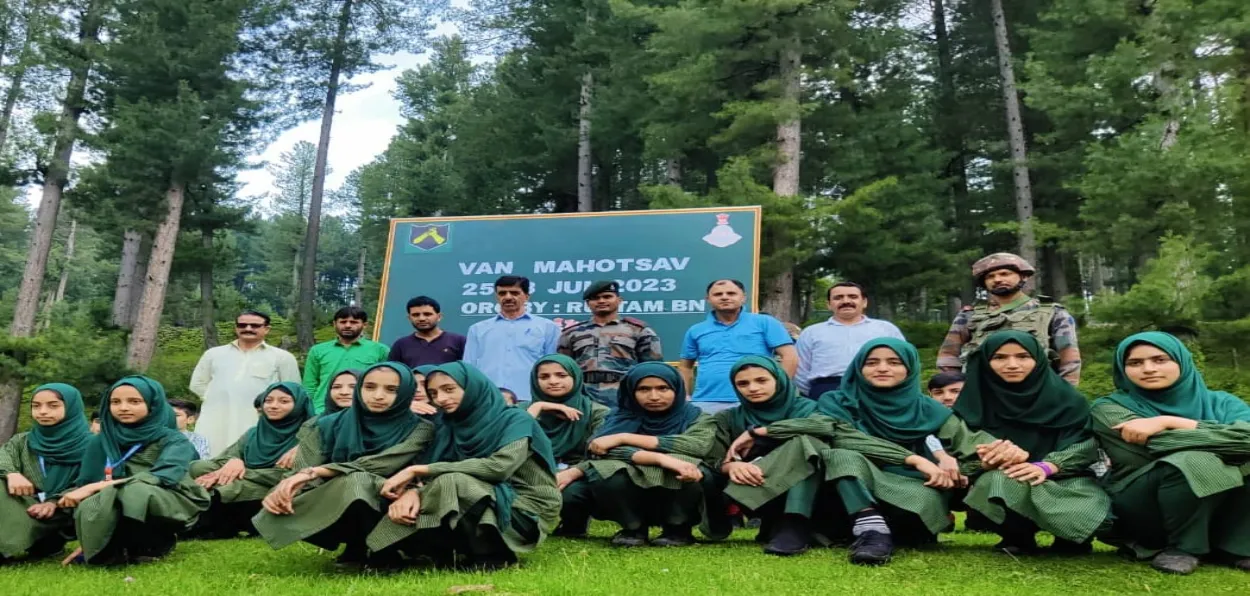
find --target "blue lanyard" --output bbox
[104,444,143,480]
[36,456,47,502]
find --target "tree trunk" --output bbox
[577,71,593,212]
[665,158,682,187]
[933,0,973,271]
[127,183,186,370]
[0,47,30,153]
[129,237,149,326]
[8,4,100,339]
[112,228,141,328]
[1045,244,1069,299]
[53,219,77,304]
[297,0,354,351]
[761,38,802,321]
[354,245,365,306]
[200,227,218,350]
[989,0,1037,278]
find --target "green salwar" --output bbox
[366,439,560,557]
[0,434,72,559]
[575,459,710,532]
[940,417,1111,543]
[1093,402,1250,558]
[73,440,211,562]
[554,402,608,523]
[251,423,433,550]
[821,448,952,535]
[188,440,288,538]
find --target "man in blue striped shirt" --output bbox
[795,281,905,398]
[463,275,561,402]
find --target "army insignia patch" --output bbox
[406,223,452,253]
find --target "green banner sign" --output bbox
[374,207,761,355]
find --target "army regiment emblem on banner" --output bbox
[408,223,452,252]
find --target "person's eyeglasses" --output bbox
[236,323,265,329]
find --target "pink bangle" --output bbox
[1031,462,1055,477]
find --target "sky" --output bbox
[235,50,425,209]
[22,19,459,213]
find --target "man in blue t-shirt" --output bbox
[678,279,798,413]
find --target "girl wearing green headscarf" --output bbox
[58,376,210,565]
[0,384,93,561]
[252,362,433,568]
[323,368,362,415]
[523,355,608,532]
[188,382,315,539]
[411,364,440,418]
[1092,332,1250,575]
[367,361,560,570]
[556,362,712,547]
[952,331,1110,556]
[815,339,967,565]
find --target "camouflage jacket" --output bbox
[936,295,1081,386]
[558,317,663,406]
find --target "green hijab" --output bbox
[77,376,193,485]
[594,362,703,438]
[1102,332,1250,423]
[954,331,1091,456]
[243,382,315,468]
[322,368,362,415]
[817,338,952,444]
[529,354,596,460]
[317,362,421,463]
[727,356,817,435]
[414,364,438,377]
[424,361,556,531]
[27,383,94,494]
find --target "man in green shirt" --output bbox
[303,306,390,414]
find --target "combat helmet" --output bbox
[971,253,1035,280]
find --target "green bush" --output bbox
[896,321,950,349]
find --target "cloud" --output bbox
[236,49,429,206]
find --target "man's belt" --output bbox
[584,370,626,384]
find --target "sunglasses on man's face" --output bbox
[236,322,266,329]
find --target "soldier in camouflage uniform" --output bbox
[558,281,663,408]
[936,253,1082,385]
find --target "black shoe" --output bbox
[1049,538,1092,556]
[552,516,590,538]
[653,525,695,547]
[335,544,369,570]
[763,515,810,556]
[849,531,894,565]
[610,528,649,547]
[1151,550,1200,575]
[1234,558,1250,572]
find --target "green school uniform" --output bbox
[569,362,710,533]
[1093,332,1250,558]
[367,362,560,562]
[816,338,956,537]
[530,354,611,465]
[73,377,210,564]
[952,331,1111,543]
[0,383,93,559]
[189,382,316,537]
[252,363,431,552]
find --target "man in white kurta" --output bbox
[190,311,301,455]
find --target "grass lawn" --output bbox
[0,521,1244,595]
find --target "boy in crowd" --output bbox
[169,399,212,459]
[89,411,102,434]
[927,371,965,407]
